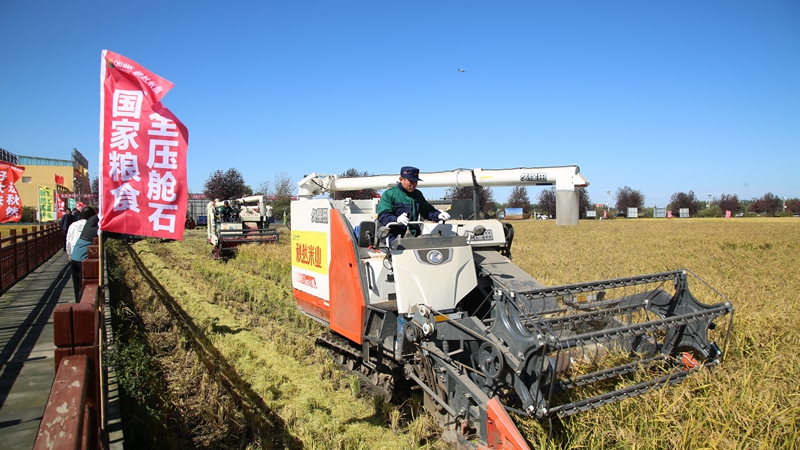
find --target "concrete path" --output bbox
[0,252,73,448]
[0,251,124,449]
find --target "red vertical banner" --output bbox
[56,192,63,219]
[99,50,189,240]
[0,164,25,223]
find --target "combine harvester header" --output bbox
[207,195,279,260]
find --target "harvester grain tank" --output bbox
[290,166,733,449]
[207,195,279,259]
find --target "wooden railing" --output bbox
[35,238,103,450]
[0,224,63,292]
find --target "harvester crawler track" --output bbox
[316,332,401,401]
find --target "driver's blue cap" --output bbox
[400,166,422,182]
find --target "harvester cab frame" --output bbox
[289,166,734,449]
[206,195,279,260]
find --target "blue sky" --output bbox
[1,1,797,207]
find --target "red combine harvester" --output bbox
[207,195,279,260]
[290,166,733,449]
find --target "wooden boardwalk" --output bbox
[0,252,122,449]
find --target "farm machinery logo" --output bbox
[416,249,452,265]
[426,250,443,264]
[520,172,547,182]
[294,273,318,289]
[311,208,329,224]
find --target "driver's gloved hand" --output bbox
[397,213,409,226]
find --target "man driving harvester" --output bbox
[377,166,450,240]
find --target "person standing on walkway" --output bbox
[59,207,75,252]
[67,207,97,303]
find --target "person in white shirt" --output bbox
[66,207,95,302]
[66,214,86,258]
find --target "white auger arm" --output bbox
[207,195,273,223]
[296,166,589,225]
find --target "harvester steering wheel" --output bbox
[387,220,424,239]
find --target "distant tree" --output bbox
[578,188,591,216]
[268,171,294,220]
[531,187,590,218]
[506,186,531,211]
[748,192,782,216]
[615,186,645,212]
[444,186,496,217]
[21,206,36,223]
[669,190,703,216]
[90,176,99,207]
[203,168,248,201]
[537,187,556,218]
[332,168,379,200]
[717,193,742,214]
[697,204,724,218]
[256,180,270,197]
[786,198,800,215]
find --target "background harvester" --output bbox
[290,166,734,449]
[206,195,279,260]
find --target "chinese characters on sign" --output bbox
[291,231,328,275]
[38,186,54,222]
[0,164,25,223]
[295,243,324,269]
[99,50,189,240]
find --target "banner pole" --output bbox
[98,50,108,435]
[97,230,106,433]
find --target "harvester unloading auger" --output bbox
[290,166,733,449]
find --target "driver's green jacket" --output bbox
[377,183,440,237]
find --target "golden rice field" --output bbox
[0,223,58,238]
[108,218,800,449]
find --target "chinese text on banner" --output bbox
[99,50,189,240]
